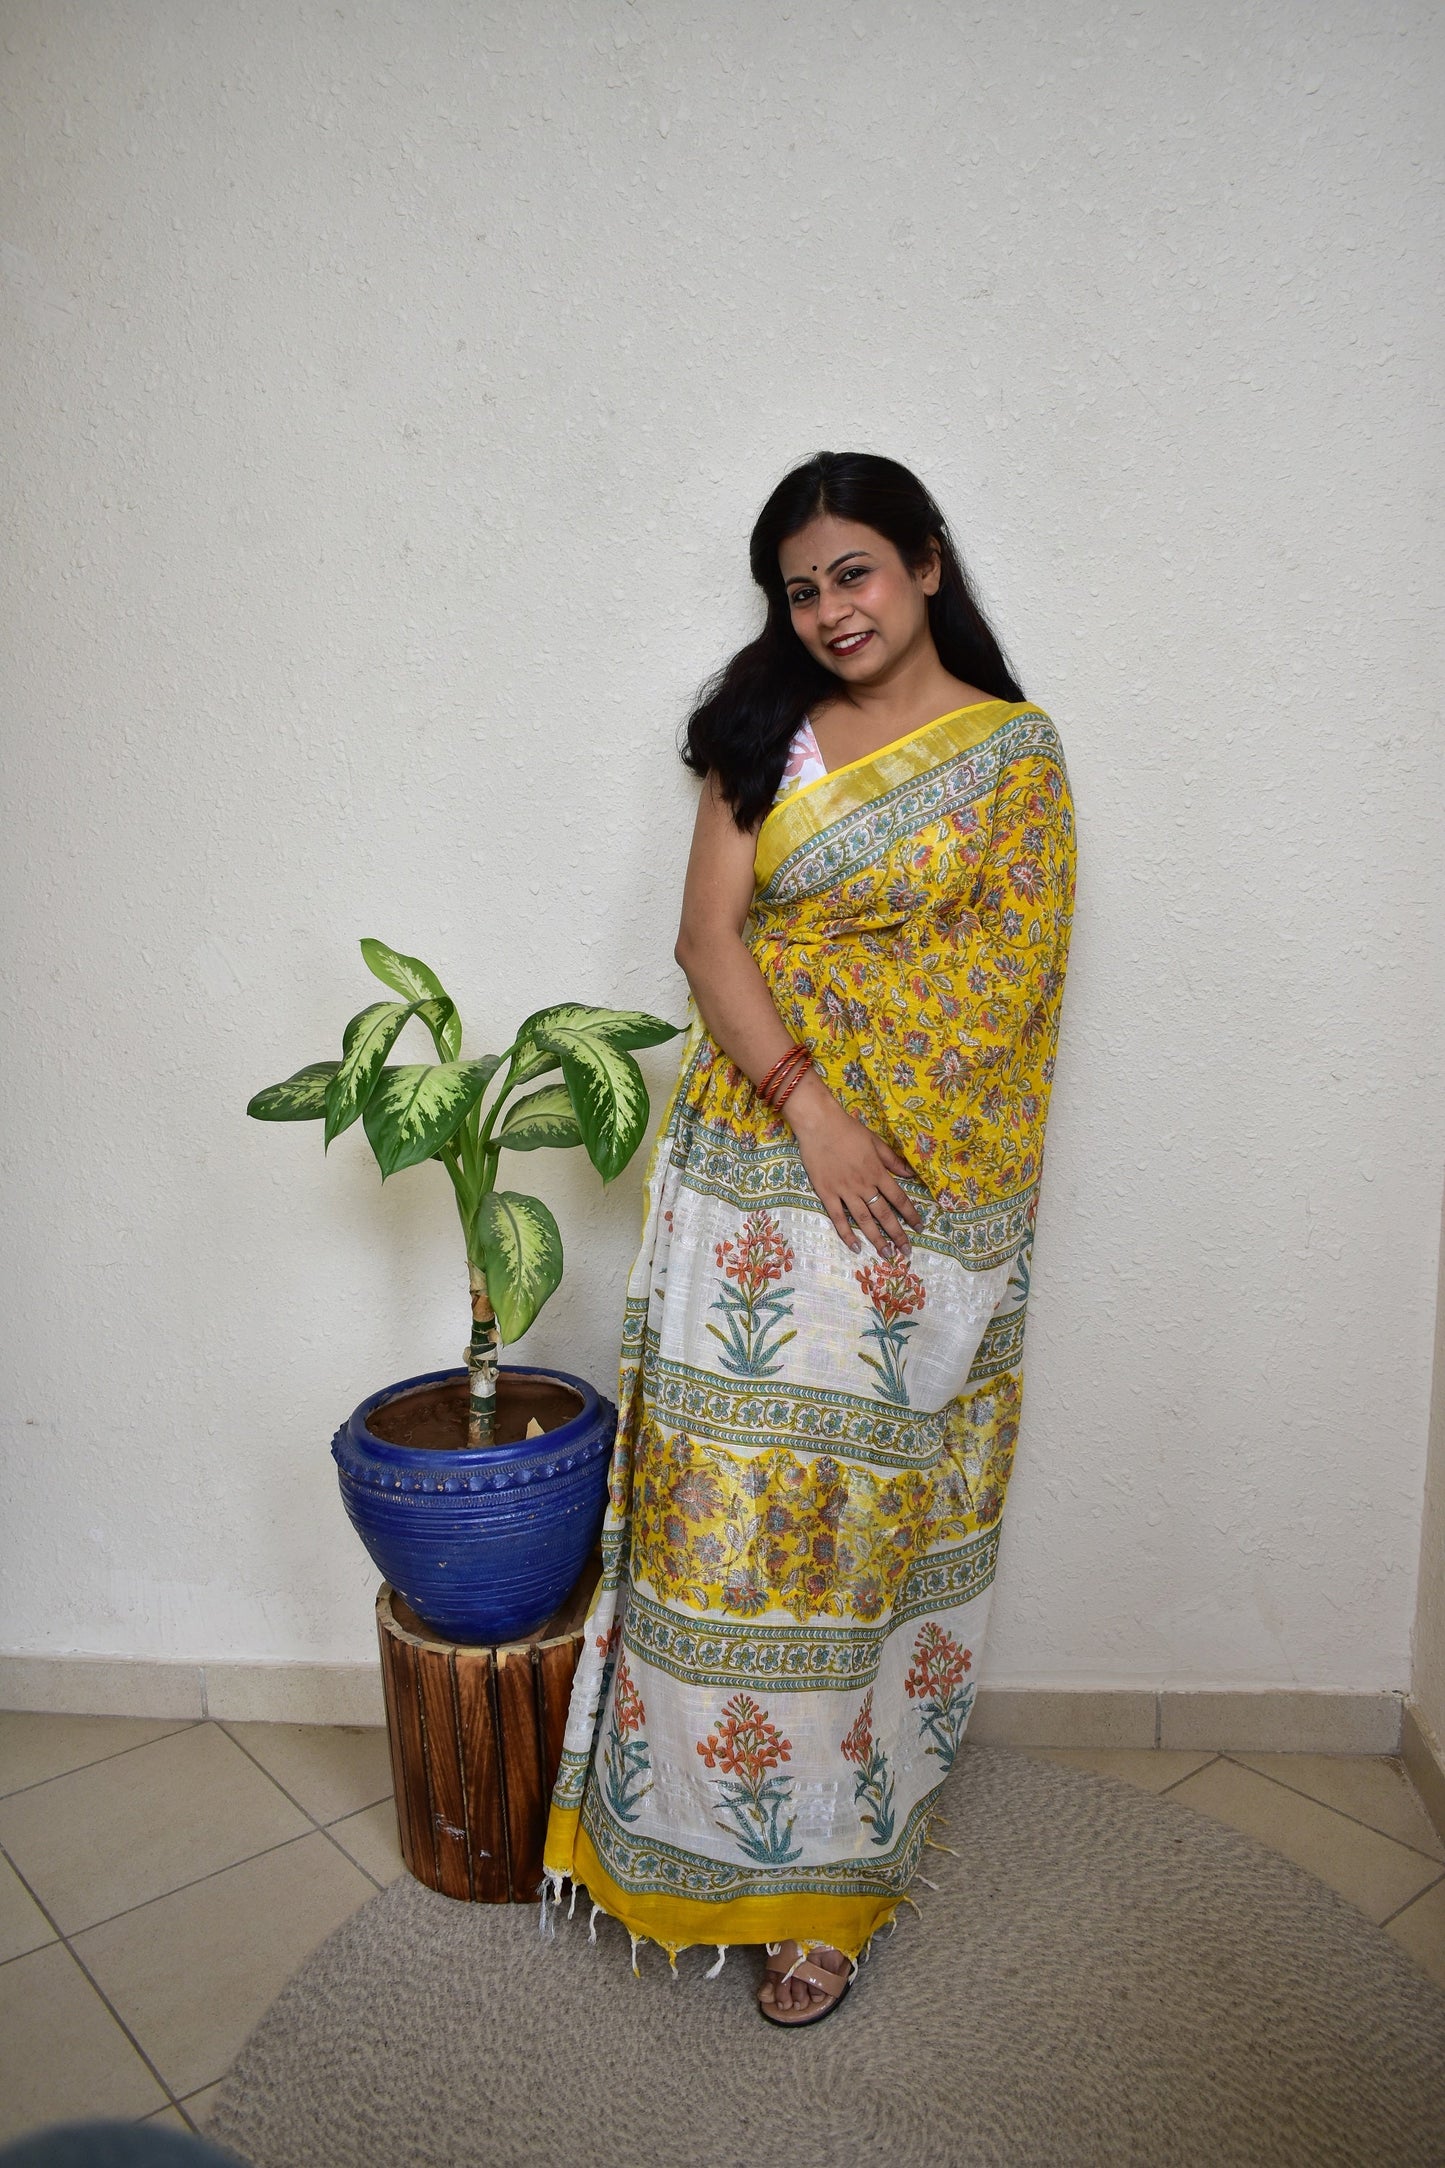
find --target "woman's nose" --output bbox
[818,586,854,628]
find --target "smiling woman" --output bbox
[541,452,1076,2026]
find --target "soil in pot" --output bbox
[367,1372,584,1452]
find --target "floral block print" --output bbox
[904,1621,976,1773]
[943,1367,1023,1535]
[541,705,1075,1961]
[600,1654,654,1825]
[697,1692,801,1864]
[854,1252,928,1405]
[706,1209,798,1377]
[840,1688,896,1848]
[634,1423,944,1622]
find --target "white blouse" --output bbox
[774,714,828,802]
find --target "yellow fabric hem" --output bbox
[542,1802,582,1880]
[543,1818,932,1968]
[753,697,1029,889]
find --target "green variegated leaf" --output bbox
[324,1001,420,1147]
[355,940,457,1057]
[414,995,463,1063]
[359,939,450,1010]
[362,1060,493,1179]
[495,1083,583,1152]
[540,1029,650,1181]
[246,1061,339,1122]
[508,1002,682,1086]
[475,1190,563,1343]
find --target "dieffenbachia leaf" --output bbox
[474,1189,563,1343]
[324,1001,421,1148]
[508,1002,682,1088]
[362,1059,494,1179]
[495,1083,583,1153]
[359,939,462,1059]
[247,1061,340,1122]
[414,995,462,1064]
[537,1026,650,1181]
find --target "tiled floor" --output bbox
[0,1717,1441,2146]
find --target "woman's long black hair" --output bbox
[682,451,1024,830]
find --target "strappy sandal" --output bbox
[757,1944,854,2028]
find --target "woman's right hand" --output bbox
[782,1071,925,1259]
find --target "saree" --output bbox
[542,697,1075,1966]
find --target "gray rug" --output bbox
[208,1748,1445,2168]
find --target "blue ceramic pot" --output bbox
[331,1363,615,1645]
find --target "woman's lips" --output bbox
[828,630,874,656]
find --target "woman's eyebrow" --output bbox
[784,551,870,584]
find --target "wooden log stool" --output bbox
[376,1550,600,1903]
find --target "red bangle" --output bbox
[757,1042,809,1102]
[770,1056,814,1113]
[760,1045,810,1106]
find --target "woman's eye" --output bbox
[788,588,815,608]
[839,565,868,584]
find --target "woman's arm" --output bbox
[674,773,923,1258]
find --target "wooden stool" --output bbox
[376,1552,600,1903]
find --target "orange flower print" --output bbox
[708,1210,798,1378]
[611,1653,646,1738]
[904,1622,976,1772]
[601,1651,652,1825]
[714,1210,794,1298]
[840,1686,895,1847]
[854,1252,927,1405]
[840,1693,874,1768]
[697,1692,799,1863]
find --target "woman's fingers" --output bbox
[822,1193,862,1253]
[849,1186,912,1260]
[874,1147,926,1226]
[866,1169,922,1243]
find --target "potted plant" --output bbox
[248,938,681,1643]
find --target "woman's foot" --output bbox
[757,1940,851,2023]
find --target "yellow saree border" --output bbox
[548,1813,932,1967]
[753,696,1026,893]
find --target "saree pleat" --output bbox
[542,698,1075,1963]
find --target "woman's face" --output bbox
[779,514,940,686]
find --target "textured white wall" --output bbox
[2,0,1441,1687]
[1413,1189,1445,1745]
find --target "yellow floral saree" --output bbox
[542,697,1075,1967]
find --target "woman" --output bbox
[542,451,1075,2026]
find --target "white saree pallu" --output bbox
[542,698,1075,1964]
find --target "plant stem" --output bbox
[467,1262,499,1448]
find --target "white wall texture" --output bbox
[1413,1188,1445,1748]
[2,0,1441,1691]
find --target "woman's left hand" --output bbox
[782,1071,925,1258]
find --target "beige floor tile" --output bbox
[0,1713,195,1796]
[143,2105,190,2130]
[0,1941,166,2141]
[1020,1747,1218,1794]
[72,1829,374,2098]
[223,1721,393,1824]
[1385,1875,1445,1991]
[1167,1758,1442,1924]
[0,1850,56,1961]
[180,2077,229,2128]
[1228,1752,1445,1862]
[0,1721,310,1934]
[327,1799,405,1884]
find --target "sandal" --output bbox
[757,1942,854,2028]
